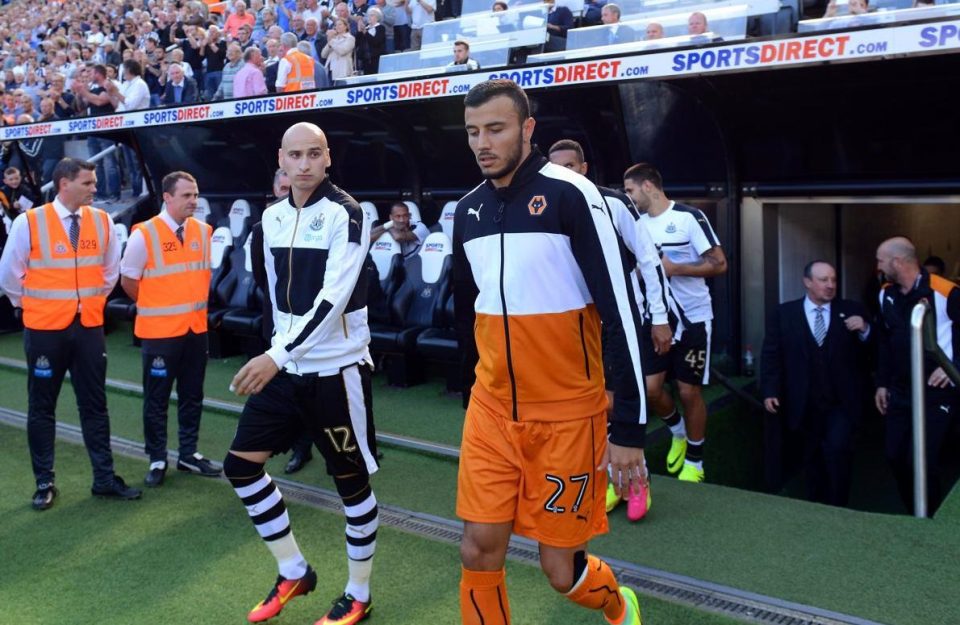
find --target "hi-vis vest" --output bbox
[283,49,316,92]
[22,204,110,330]
[133,216,212,339]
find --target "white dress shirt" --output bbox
[117,76,150,112]
[120,210,183,280]
[0,197,121,307]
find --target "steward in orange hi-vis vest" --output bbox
[22,203,111,330]
[282,48,316,92]
[132,215,212,339]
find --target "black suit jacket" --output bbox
[161,77,199,105]
[761,297,869,430]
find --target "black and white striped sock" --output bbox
[337,477,378,602]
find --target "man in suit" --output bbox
[761,260,871,507]
[601,4,635,45]
[161,63,199,105]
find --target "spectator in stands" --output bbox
[161,62,199,104]
[118,20,140,55]
[0,166,36,217]
[141,49,165,107]
[298,40,332,87]
[332,2,360,35]
[923,256,946,276]
[602,4,634,44]
[46,74,76,119]
[392,0,412,50]
[35,99,64,184]
[233,46,269,97]
[448,39,480,70]
[322,18,356,79]
[357,8,386,74]
[301,18,328,60]
[290,14,308,39]
[263,38,282,92]
[373,0,397,53]
[169,48,196,80]
[370,201,430,258]
[114,60,150,195]
[688,11,708,35]
[225,0,257,38]
[276,32,318,91]
[235,25,258,51]
[761,260,870,507]
[201,25,227,100]
[408,0,436,51]
[302,0,329,24]
[254,6,278,42]
[177,24,207,82]
[582,0,608,25]
[276,0,299,32]
[214,43,244,99]
[74,64,121,202]
[18,94,38,122]
[824,0,868,17]
[544,0,574,52]
[102,40,123,69]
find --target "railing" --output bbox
[39,144,119,197]
[909,299,960,518]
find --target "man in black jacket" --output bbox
[761,260,871,507]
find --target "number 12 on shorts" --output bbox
[544,473,590,514]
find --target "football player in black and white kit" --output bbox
[624,163,727,483]
[224,122,379,625]
[548,140,671,518]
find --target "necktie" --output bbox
[814,306,826,347]
[176,225,184,245]
[175,84,182,102]
[69,214,80,252]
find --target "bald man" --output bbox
[224,122,379,624]
[875,236,960,516]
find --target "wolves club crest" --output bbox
[528,195,547,216]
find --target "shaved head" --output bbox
[281,122,327,149]
[878,236,917,262]
[278,122,331,207]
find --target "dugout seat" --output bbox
[227,199,252,242]
[359,201,380,229]
[208,234,261,358]
[370,232,453,386]
[104,223,136,323]
[438,201,456,240]
[403,200,423,224]
[194,197,212,225]
[220,235,264,347]
[415,292,462,391]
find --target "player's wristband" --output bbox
[382,220,395,230]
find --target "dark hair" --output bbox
[922,255,946,274]
[123,59,143,77]
[464,79,530,123]
[622,162,663,190]
[162,171,197,195]
[492,1,507,8]
[803,259,835,279]
[92,63,108,78]
[548,139,584,163]
[52,158,96,192]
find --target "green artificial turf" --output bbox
[0,423,743,625]
[3,330,960,624]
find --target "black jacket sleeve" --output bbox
[452,202,479,408]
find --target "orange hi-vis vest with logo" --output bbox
[283,49,316,92]
[133,215,212,339]
[22,204,110,330]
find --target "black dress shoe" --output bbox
[284,449,313,474]
[176,453,221,477]
[32,483,58,510]
[92,476,143,500]
[144,465,167,487]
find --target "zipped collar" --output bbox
[484,146,548,202]
[287,176,335,210]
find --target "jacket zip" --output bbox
[286,207,301,333]
[578,312,591,379]
[497,199,519,421]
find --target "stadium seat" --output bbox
[219,235,264,355]
[403,200,423,224]
[227,198,252,242]
[415,292,461,391]
[438,201,456,240]
[195,197,212,225]
[359,201,380,228]
[208,232,260,358]
[368,235,405,324]
[209,225,233,303]
[369,232,453,386]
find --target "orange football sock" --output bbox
[565,555,625,623]
[460,567,511,625]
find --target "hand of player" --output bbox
[875,387,889,415]
[763,397,779,414]
[650,323,672,355]
[659,254,677,277]
[928,367,954,388]
[600,443,647,499]
[843,315,867,333]
[231,354,280,396]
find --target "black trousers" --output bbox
[886,387,957,516]
[141,331,208,463]
[801,404,855,507]
[25,318,115,488]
